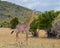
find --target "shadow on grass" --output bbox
[28,36,60,40]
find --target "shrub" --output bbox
[30,19,39,37]
[10,17,19,29]
[0,21,10,27]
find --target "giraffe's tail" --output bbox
[11,30,14,34]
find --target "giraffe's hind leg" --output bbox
[26,31,28,41]
[25,30,29,45]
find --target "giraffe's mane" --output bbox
[25,12,33,23]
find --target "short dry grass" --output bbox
[0,28,60,48]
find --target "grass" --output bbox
[0,28,60,48]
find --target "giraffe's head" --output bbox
[31,10,36,16]
[30,10,36,18]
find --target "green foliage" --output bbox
[30,19,38,31]
[0,21,10,27]
[38,10,59,29]
[30,17,39,37]
[10,17,19,29]
[52,14,60,26]
[30,10,60,37]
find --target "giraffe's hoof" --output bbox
[21,42,22,44]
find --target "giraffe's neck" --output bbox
[25,11,35,26]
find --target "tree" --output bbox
[38,10,58,30]
[38,10,60,38]
[51,14,60,38]
[30,15,39,37]
[30,10,60,37]
[10,17,19,29]
[30,19,38,37]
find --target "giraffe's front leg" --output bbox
[16,32,20,42]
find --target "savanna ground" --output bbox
[0,28,60,48]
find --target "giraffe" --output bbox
[11,10,36,42]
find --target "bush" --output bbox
[10,17,19,29]
[0,21,10,27]
[30,19,39,37]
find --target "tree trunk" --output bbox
[32,30,38,37]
